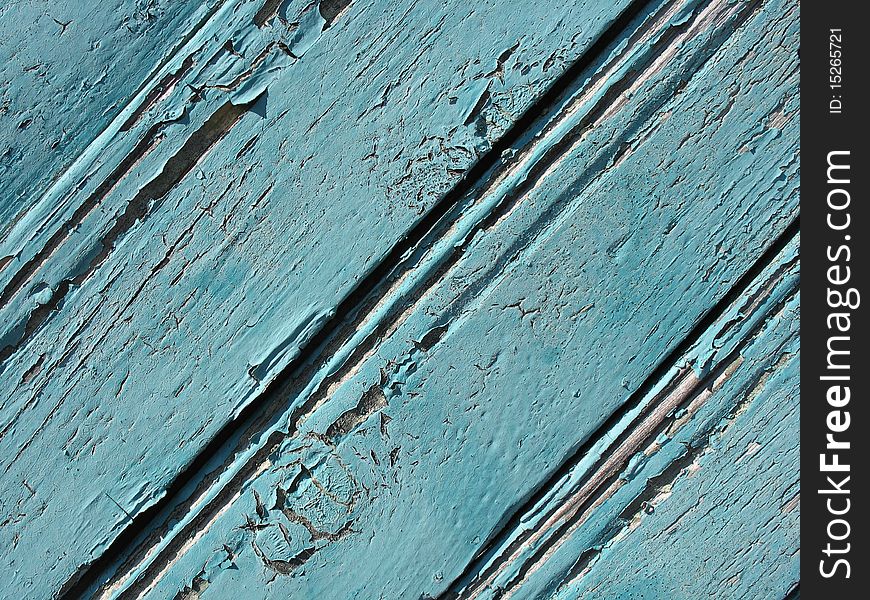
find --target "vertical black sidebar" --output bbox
[802,2,869,598]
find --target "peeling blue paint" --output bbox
[0,0,798,597]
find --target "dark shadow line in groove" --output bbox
[0,122,165,309]
[55,0,671,596]
[119,55,196,133]
[438,216,799,599]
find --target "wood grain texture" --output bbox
[1,0,639,596]
[76,0,795,596]
[550,299,799,600]
[0,0,799,598]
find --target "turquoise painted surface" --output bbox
[0,0,798,598]
[91,0,796,596]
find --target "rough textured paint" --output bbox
[0,0,799,598]
[1,0,639,595]
[82,0,794,596]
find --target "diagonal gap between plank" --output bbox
[503,290,798,597]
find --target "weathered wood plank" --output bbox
[86,0,798,596]
[1,0,648,596]
[0,0,218,238]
